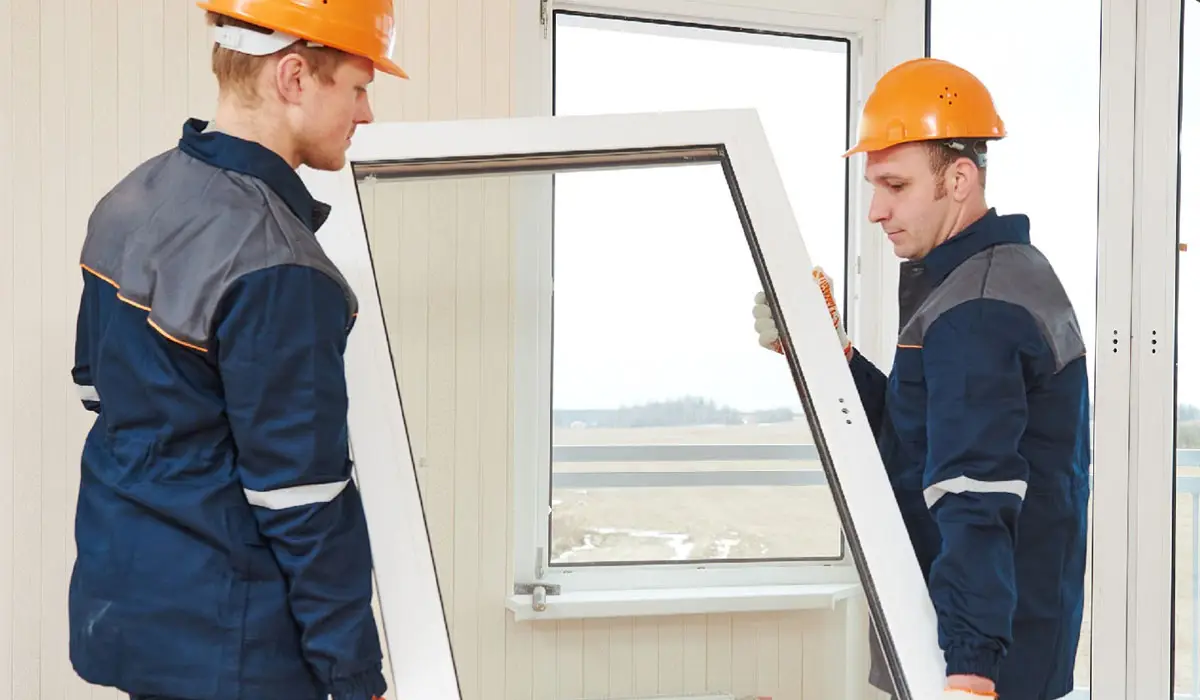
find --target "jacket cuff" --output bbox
[944,645,1001,682]
[329,665,388,700]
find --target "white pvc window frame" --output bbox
[299,108,945,700]
[520,0,927,390]
[1125,0,1183,695]
[506,0,926,597]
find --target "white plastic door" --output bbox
[299,109,947,700]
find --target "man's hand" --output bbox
[751,267,851,359]
[812,266,851,359]
[752,290,784,354]
[945,674,997,697]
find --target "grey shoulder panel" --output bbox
[898,244,1085,372]
[80,149,357,351]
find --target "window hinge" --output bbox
[539,0,549,38]
[513,547,560,611]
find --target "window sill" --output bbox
[505,582,862,621]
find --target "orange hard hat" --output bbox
[844,57,1004,157]
[196,0,408,79]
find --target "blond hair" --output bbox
[206,12,349,104]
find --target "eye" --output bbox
[888,182,905,192]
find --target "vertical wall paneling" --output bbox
[605,618,635,697]
[453,176,485,700]
[633,618,659,695]
[778,613,805,697]
[0,0,14,693]
[41,0,68,698]
[425,0,459,636]
[162,0,189,134]
[706,614,734,692]
[115,0,139,177]
[479,178,511,700]
[13,0,43,697]
[428,176,459,616]
[581,618,610,698]
[755,615,780,699]
[532,621,558,699]
[140,0,164,157]
[556,620,585,700]
[681,615,708,695]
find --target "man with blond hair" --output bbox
[67,2,407,699]
[755,58,1090,699]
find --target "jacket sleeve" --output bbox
[920,299,1036,681]
[848,349,888,437]
[214,263,386,700]
[71,269,102,414]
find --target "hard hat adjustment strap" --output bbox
[945,138,990,169]
[212,24,324,56]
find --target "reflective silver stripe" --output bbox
[243,479,350,510]
[77,384,99,403]
[924,475,1028,509]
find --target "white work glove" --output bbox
[752,266,851,359]
[752,291,783,353]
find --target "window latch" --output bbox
[513,547,560,611]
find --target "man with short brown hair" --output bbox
[755,58,1090,699]
[67,2,406,699]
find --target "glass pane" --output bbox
[550,162,841,565]
[930,0,1099,692]
[551,13,848,567]
[1177,3,1200,694]
[356,154,842,572]
[553,12,850,313]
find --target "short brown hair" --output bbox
[926,139,989,195]
[207,12,348,104]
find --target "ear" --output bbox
[950,157,979,202]
[273,52,309,105]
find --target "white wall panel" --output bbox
[0,0,866,697]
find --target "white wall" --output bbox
[0,0,871,697]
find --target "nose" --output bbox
[867,191,888,224]
[357,93,375,125]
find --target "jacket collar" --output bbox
[177,118,331,232]
[910,208,1031,285]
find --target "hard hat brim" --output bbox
[375,56,409,80]
[842,137,899,158]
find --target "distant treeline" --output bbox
[553,398,1200,448]
[554,396,796,429]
